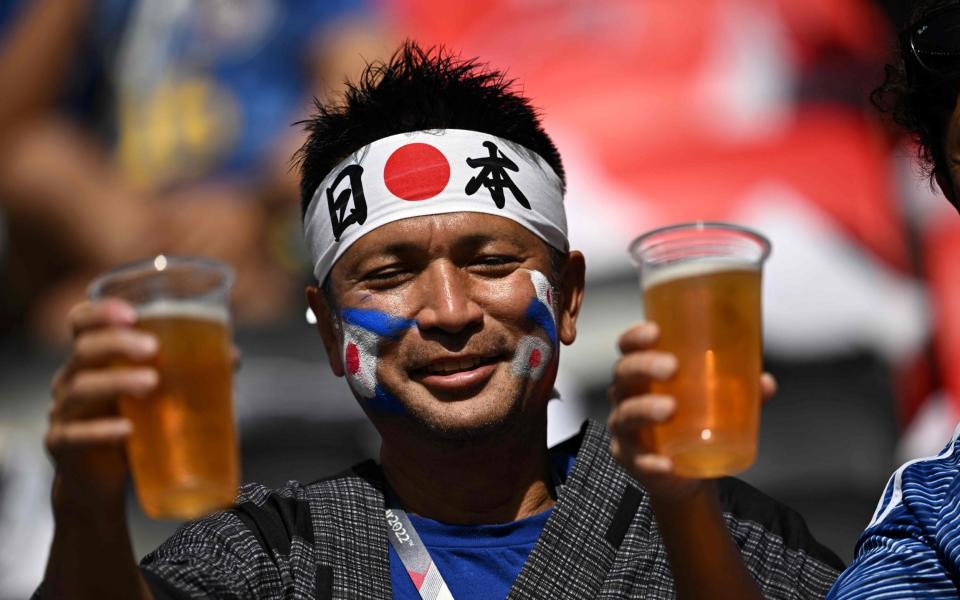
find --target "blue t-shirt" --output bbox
[389,508,552,600]
[389,446,576,599]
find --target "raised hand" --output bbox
[608,321,776,501]
[46,299,157,514]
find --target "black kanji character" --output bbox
[326,164,367,241]
[465,141,530,209]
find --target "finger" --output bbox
[616,351,677,382]
[609,436,673,476]
[68,299,137,338]
[69,328,158,371]
[611,394,677,432]
[607,384,621,411]
[45,418,133,457]
[612,351,677,399]
[608,434,641,466]
[609,435,621,460]
[50,365,70,404]
[631,453,674,476]
[617,321,660,354]
[761,372,777,404]
[55,368,158,421]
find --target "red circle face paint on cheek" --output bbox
[346,342,361,375]
[529,348,542,368]
[383,143,451,201]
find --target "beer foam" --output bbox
[642,259,759,290]
[136,300,229,323]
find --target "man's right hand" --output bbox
[46,299,158,517]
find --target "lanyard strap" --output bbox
[383,460,564,600]
[385,507,455,600]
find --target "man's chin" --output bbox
[400,392,527,445]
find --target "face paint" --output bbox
[342,308,415,339]
[341,269,559,402]
[511,335,552,379]
[341,307,416,414]
[525,269,558,344]
[510,269,559,381]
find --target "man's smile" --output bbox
[409,353,503,393]
[419,354,501,375]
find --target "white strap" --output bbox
[385,507,455,600]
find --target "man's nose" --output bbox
[414,261,484,333]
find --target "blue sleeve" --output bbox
[827,434,960,599]
[826,531,957,599]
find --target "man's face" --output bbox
[308,213,584,441]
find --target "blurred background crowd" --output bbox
[0,0,955,597]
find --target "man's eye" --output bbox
[473,256,517,269]
[364,268,408,282]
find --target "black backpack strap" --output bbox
[231,492,316,557]
[228,491,320,597]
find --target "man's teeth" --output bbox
[426,358,486,374]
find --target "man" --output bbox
[36,43,841,598]
[827,1,960,597]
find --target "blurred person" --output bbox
[826,0,960,597]
[34,44,843,599]
[0,0,386,344]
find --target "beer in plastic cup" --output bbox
[628,223,770,478]
[88,255,239,519]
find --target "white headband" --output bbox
[303,129,567,282]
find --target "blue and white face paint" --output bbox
[341,308,416,414]
[511,269,559,382]
[338,268,560,412]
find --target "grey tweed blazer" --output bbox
[134,420,842,599]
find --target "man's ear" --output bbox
[306,286,344,377]
[557,251,586,345]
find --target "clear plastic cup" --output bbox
[629,223,771,478]
[88,255,239,519]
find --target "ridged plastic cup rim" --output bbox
[628,221,771,266]
[87,255,235,300]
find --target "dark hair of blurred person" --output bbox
[871,0,960,210]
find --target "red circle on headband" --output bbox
[383,143,451,201]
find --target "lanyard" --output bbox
[383,460,565,600]
[385,506,456,600]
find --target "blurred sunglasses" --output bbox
[900,2,960,82]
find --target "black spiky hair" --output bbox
[295,41,565,218]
